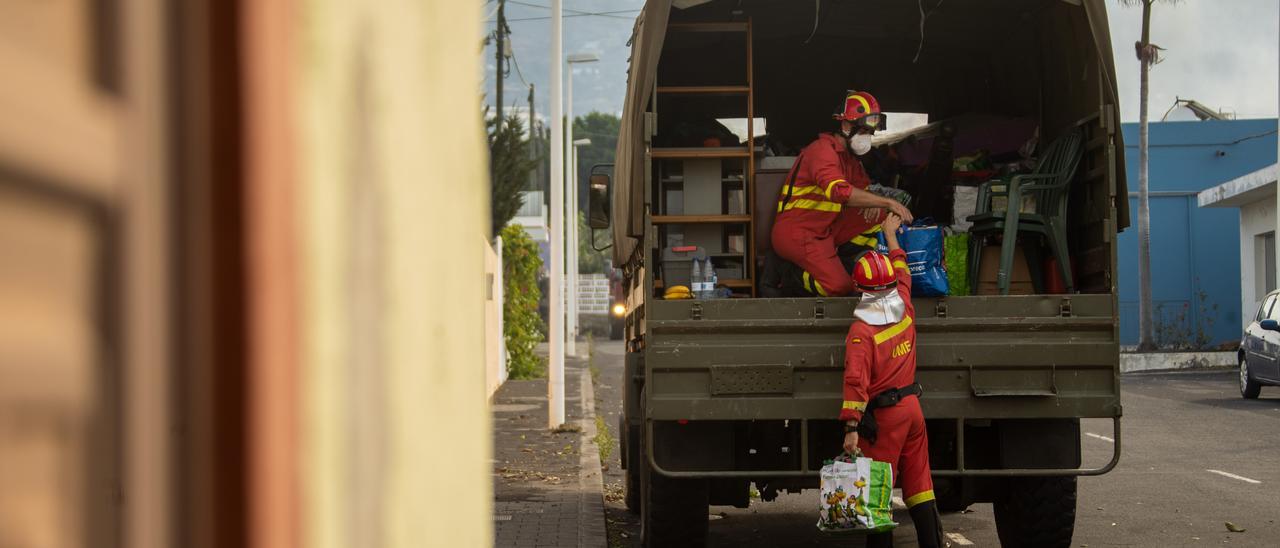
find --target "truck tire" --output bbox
[625,459,641,513]
[993,476,1076,548]
[624,420,641,513]
[640,439,708,547]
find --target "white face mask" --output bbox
[854,288,905,326]
[849,133,873,156]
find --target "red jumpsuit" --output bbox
[839,248,935,509]
[771,134,885,296]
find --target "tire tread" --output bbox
[993,476,1076,548]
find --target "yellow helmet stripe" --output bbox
[847,93,872,117]
[860,257,872,279]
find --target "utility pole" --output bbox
[494,0,507,132]
[548,0,565,429]
[528,84,537,191]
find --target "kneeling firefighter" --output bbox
[767,90,913,297]
[840,213,944,548]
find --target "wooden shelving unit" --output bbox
[655,85,750,95]
[650,18,756,297]
[651,147,749,159]
[652,214,751,225]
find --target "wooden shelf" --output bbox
[656,85,750,95]
[667,22,748,33]
[652,214,750,224]
[652,147,749,159]
[656,278,752,290]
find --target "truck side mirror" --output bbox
[588,173,611,229]
[1261,319,1279,332]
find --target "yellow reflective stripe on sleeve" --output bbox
[842,401,867,411]
[780,199,842,213]
[892,260,908,272]
[872,316,913,345]
[822,179,847,200]
[865,224,882,234]
[780,184,823,198]
[850,234,878,247]
[905,490,935,508]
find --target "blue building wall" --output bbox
[1117,119,1278,348]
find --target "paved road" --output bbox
[592,340,1280,547]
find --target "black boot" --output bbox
[908,500,945,548]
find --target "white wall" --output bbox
[1240,196,1276,326]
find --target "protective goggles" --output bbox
[852,112,887,132]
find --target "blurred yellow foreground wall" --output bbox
[296,2,492,547]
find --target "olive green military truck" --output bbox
[587,1,1127,546]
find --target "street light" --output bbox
[570,136,592,357]
[548,0,565,428]
[565,51,598,358]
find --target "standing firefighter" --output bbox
[840,214,944,548]
[769,90,913,297]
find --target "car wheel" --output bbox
[1240,353,1262,399]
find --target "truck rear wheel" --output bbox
[640,446,708,547]
[624,420,641,513]
[993,476,1077,548]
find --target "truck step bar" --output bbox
[645,417,1120,478]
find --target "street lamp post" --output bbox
[571,138,592,344]
[547,0,565,428]
[565,52,598,358]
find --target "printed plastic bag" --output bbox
[879,219,950,297]
[944,233,970,297]
[816,452,896,533]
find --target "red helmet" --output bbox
[853,250,897,292]
[834,90,886,132]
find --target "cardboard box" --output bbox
[976,244,1034,295]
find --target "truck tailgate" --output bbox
[644,294,1120,421]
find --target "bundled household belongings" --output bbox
[816,452,896,533]
[877,220,950,297]
[944,234,971,297]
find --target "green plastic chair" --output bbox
[966,128,1083,295]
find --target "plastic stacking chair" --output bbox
[966,128,1083,295]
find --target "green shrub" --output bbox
[501,225,546,379]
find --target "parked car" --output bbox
[1240,289,1280,398]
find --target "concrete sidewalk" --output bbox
[493,342,607,548]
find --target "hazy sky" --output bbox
[484,0,1279,123]
[1108,0,1278,121]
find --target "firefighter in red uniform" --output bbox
[840,213,944,548]
[769,90,913,297]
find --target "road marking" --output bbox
[1206,469,1261,484]
[1085,432,1114,443]
[946,532,975,545]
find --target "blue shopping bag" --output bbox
[877,219,950,297]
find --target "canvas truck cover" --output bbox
[612,0,1130,265]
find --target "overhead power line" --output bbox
[489,9,639,23]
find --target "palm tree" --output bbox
[1121,0,1178,350]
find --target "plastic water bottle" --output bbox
[690,257,704,299]
[707,260,719,299]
